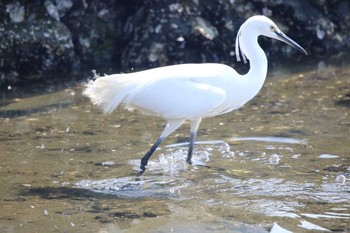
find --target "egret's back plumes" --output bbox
[83,71,140,114]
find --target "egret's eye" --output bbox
[269,25,275,31]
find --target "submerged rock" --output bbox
[0,0,349,85]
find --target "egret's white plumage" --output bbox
[83,15,307,174]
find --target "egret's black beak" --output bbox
[275,31,308,55]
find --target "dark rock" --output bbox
[0,1,75,83]
[121,0,238,71]
[0,0,123,84]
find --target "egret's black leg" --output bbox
[187,118,201,165]
[137,119,185,176]
[186,132,197,164]
[137,137,164,175]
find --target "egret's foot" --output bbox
[186,158,192,165]
[136,164,146,176]
[136,169,145,176]
[186,151,193,164]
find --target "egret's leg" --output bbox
[187,118,202,164]
[138,119,185,175]
[139,137,164,173]
[187,132,196,164]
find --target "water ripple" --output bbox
[75,176,190,198]
[229,136,307,145]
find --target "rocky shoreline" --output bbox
[1,0,349,85]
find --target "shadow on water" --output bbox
[0,102,73,118]
[335,92,350,107]
[20,187,101,200]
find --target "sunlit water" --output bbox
[0,60,349,232]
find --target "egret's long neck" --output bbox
[239,30,268,95]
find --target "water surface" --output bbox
[0,60,349,232]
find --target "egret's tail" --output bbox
[83,71,139,113]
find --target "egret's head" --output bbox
[235,15,307,63]
[254,15,308,55]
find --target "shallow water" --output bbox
[0,60,349,233]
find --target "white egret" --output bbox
[83,15,307,175]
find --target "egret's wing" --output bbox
[128,77,227,119]
[84,63,240,118]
